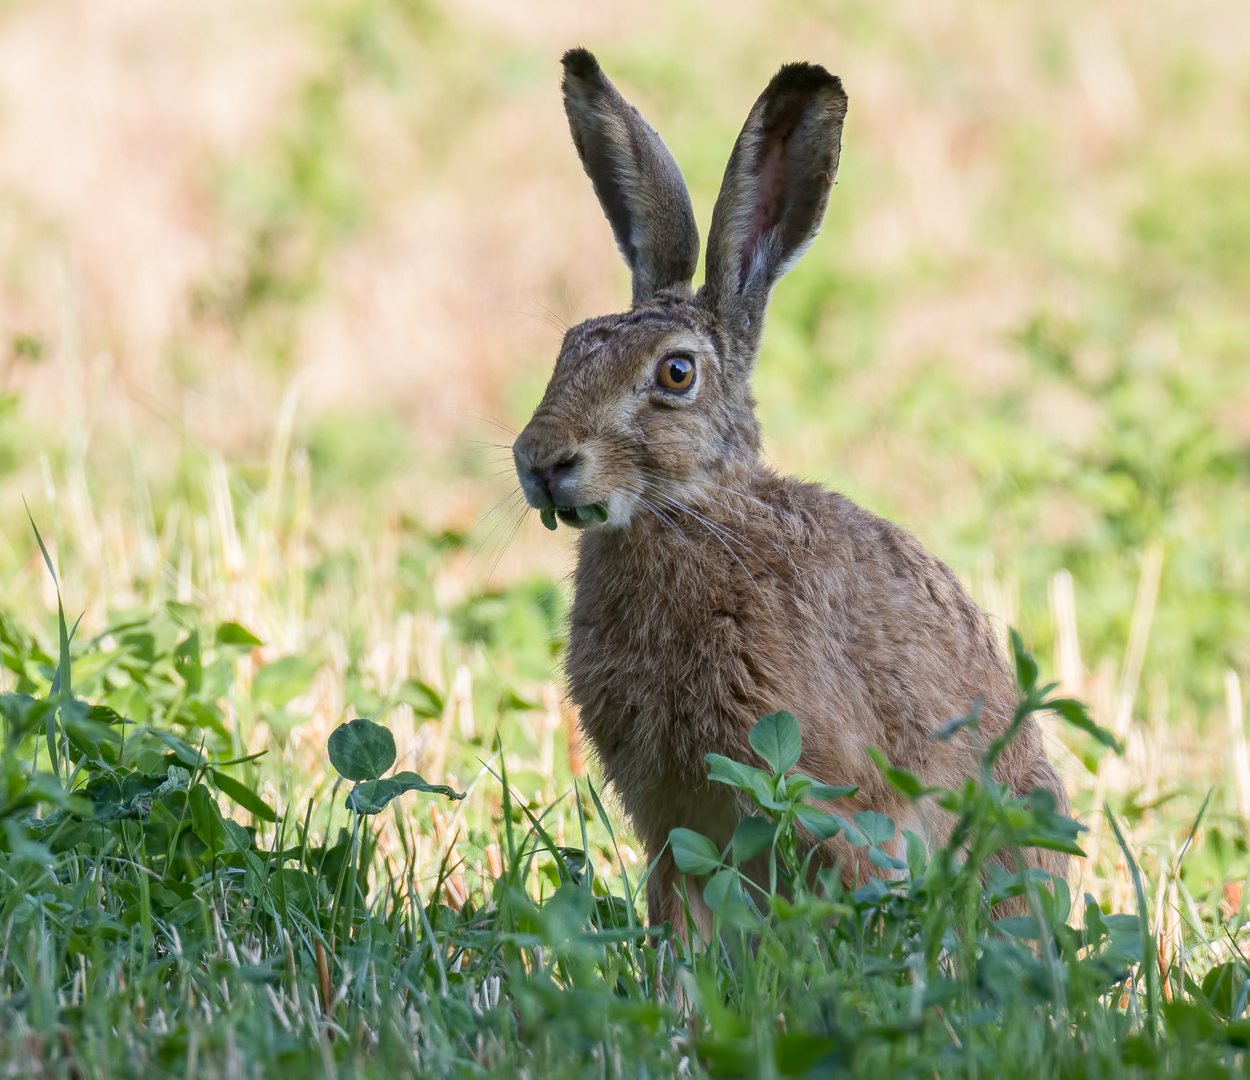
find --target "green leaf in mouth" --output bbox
[541,503,608,528]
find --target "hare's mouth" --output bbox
[540,503,609,531]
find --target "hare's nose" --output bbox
[531,454,581,502]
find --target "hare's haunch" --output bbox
[513,48,1068,938]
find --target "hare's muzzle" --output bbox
[512,431,584,511]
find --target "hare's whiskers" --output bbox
[650,486,776,573]
[632,469,757,546]
[476,467,527,481]
[466,490,528,568]
[632,492,700,561]
[647,489,776,623]
[455,409,521,437]
[483,505,530,586]
[633,465,775,523]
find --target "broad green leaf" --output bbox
[1010,629,1039,694]
[173,631,202,695]
[166,899,205,927]
[87,704,126,725]
[854,810,896,847]
[271,868,320,916]
[933,709,979,741]
[4,820,53,865]
[180,700,229,737]
[790,773,858,803]
[345,771,464,814]
[215,622,263,648]
[68,649,123,686]
[731,816,776,863]
[262,709,310,730]
[1049,696,1122,753]
[853,878,891,904]
[221,817,253,853]
[61,706,122,761]
[165,600,200,630]
[794,804,844,841]
[499,687,539,713]
[190,783,228,853]
[669,828,723,876]
[149,729,204,768]
[26,773,92,815]
[120,770,173,807]
[154,765,191,800]
[251,656,317,709]
[0,693,36,730]
[327,717,396,781]
[397,679,444,718]
[706,753,773,798]
[903,829,928,877]
[188,783,219,842]
[868,845,908,872]
[1202,962,1242,1018]
[209,767,277,822]
[702,867,740,913]
[1022,834,1087,857]
[995,915,1043,940]
[867,747,936,799]
[188,782,252,853]
[830,815,869,847]
[748,711,802,775]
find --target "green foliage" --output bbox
[327,716,397,779]
[344,770,463,813]
[747,709,802,775]
[251,655,317,708]
[306,409,412,495]
[0,539,1248,1076]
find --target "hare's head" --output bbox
[514,49,846,529]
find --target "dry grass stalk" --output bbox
[1048,569,1084,699]
[1226,670,1250,829]
[1086,540,1164,870]
[565,703,588,780]
[314,940,332,1018]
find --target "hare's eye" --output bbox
[657,354,695,392]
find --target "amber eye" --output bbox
[657,354,695,392]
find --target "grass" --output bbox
[1,479,1250,1078]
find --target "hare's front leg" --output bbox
[646,848,714,946]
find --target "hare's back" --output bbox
[756,473,1046,789]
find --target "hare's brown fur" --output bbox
[514,50,1068,938]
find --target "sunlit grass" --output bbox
[0,444,1248,1076]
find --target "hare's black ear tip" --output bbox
[770,62,847,105]
[562,47,602,82]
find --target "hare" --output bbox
[512,48,1069,939]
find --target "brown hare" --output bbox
[512,48,1068,939]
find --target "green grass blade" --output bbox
[1106,803,1159,1035]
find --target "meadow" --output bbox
[0,0,1249,1075]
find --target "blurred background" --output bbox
[1,0,1248,903]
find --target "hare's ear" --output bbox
[562,48,700,305]
[702,63,846,341]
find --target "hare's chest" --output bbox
[565,544,757,809]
